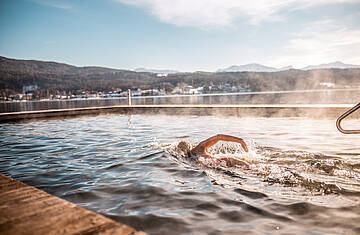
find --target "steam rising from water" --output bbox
[1,115,360,234]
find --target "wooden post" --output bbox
[127,89,132,105]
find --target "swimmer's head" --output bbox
[177,141,192,156]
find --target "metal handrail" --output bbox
[336,103,360,134]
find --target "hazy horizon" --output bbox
[1,0,359,72]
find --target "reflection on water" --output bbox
[1,114,360,234]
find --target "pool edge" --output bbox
[0,104,358,122]
[0,173,147,235]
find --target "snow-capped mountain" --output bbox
[301,61,360,70]
[217,63,293,73]
[134,67,180,74]
[134,61,359,74]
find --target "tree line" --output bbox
[1,56,360,98]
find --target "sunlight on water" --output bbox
[168,140,360,205]
[1,114,360,234]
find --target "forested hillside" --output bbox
[1,56,359,96]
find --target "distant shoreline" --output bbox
[1,88,360,103]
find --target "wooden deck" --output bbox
[0,174,146,235]
[0,104,357,122]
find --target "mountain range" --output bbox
[1,56,358,74]
[135,62,360,73]
[134,68,180,74]
[217,64,293,73]
[301,61,360,70]
[1,56,360,96]
[135,61,360,73]
[217,61,360,73]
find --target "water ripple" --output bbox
[1,115,360,234]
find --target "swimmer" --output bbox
[178,134,249,167]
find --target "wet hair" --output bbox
[177,141,192,157]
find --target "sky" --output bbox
[0,0,359,72]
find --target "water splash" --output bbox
[167,140,360,199]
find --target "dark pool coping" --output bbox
[0,104,358,122]
[0,173,146,235]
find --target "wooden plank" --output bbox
[0,174,146,235]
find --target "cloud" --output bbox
[30,0,72,10]
[269,20,360,68]
[116,0,359,28]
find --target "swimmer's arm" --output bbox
[195,134,248,153]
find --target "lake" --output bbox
[1,88,359,113]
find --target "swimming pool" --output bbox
[1,114,359,234]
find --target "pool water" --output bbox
[1,114,360,234]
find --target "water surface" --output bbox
[1,114,359,234]
[1,89,359,112]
